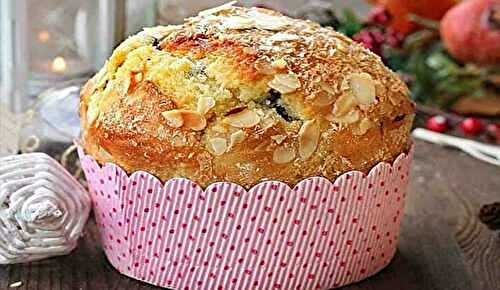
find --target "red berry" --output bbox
[368,6,392,26]
[485,123,500,143]
[353,29,385,55]
[426,115,449,133]
[385,28,405,48]
[371,30,385,43]
[459,117,483,135]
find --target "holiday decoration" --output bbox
[367,6,391,26]
[486,123,500,143]
[368,0,457,33]
[441,0,500,64]
[459,117,484,136]
[425,115,449,133]
[0,153,90,264]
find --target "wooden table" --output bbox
[1,141,499,290]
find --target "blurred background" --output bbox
[0,0,499,167]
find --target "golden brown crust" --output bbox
[80,4,415,188]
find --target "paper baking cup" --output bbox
[78,146,412,290]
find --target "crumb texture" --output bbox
[80,4,415,188]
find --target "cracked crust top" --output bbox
[80,3,415,188]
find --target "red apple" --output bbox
[441,0,500,64]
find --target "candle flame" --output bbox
[51,57,67,74]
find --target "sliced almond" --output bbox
[350,73,376,106]
[209,137,227,156]
[197,97,216,115]
[298,119,320,159]
[248,11,289,31]
[223,109,260,128]
[86,97,100,125]
[182,110,207,131]
[229,130,245,149]
[311,82,337,107]
[268,33,300,42]
[332,94,356,116]
[268,73,301,94]
[259,114,277,132]
[223,16,255,30]
[271,134,287,144]
[312,91,335,107]
[271,58,287,70]
[354,117,373,135]
[198,1,236,16]
[162,109,206,131]
[330,110,360,124]
[254,60,276,75]
[142,25,180,39]
[161,110,184,128]
[273,146,296,164]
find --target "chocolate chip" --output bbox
[261,89,297,122]
[393,114,406,122]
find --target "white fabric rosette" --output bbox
[0,153,90,264]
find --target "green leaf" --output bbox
[336,9,363,37]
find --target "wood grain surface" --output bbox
[1,140,499,290]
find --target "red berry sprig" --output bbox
[353,9,404,57]
[486,123,500,143]
[353,29,386,55]
[368,6,392,26]
[424,114,498,144]
[459,117,483,136]
[426,115,449,133]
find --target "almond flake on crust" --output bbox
[197,97,216,115]
[298,119,320,159]
[268,33,300,43]
[273,146,296,164]
[209,137,228,156]
[229,130,245,149]
[268,73,301,94]
[223,109,261,128]
[248,10,290,31]
[198,1,237,17]
[222,16,255,30]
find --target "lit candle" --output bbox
[51,56,67,74]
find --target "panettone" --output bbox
[80,3,415,188]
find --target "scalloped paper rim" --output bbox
[78,144,412,290]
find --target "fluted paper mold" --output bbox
[0,153,91,264]
[79,146,412,290]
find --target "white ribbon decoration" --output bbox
[0,153,91,264]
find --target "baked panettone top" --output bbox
[80,2,415,188]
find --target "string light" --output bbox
[51,56,67,74]
[37,30,50,43]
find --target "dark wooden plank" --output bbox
[1,141,498,290]
[415,143,500,290]
[345,141,493,290]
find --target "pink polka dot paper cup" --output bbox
[78,146,412,290]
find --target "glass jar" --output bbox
[0,0,125,113]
